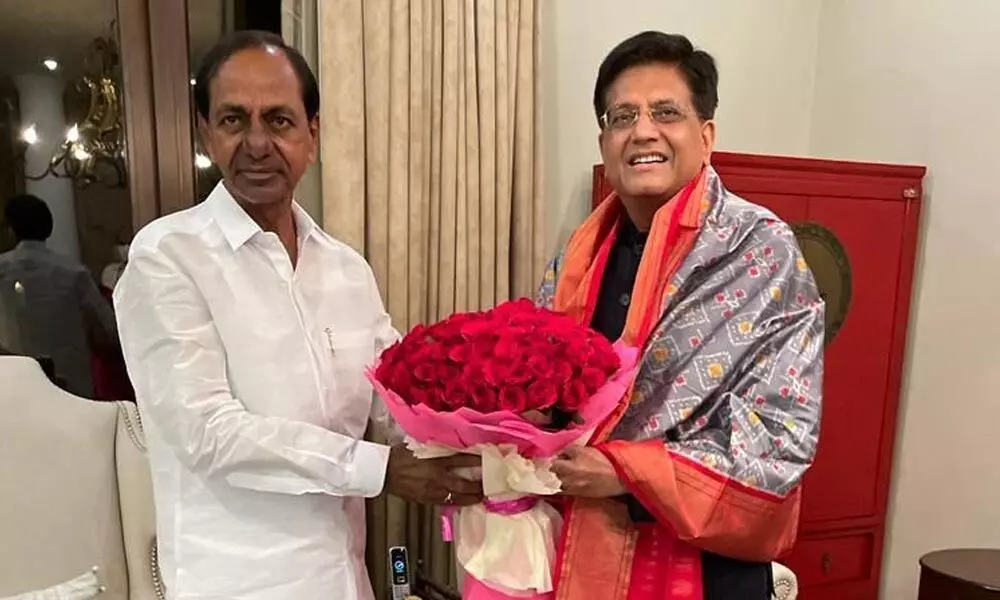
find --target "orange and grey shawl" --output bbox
[535,167,825,599]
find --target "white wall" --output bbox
[809,2,1000,599]
[538,0,823,252]
[544,1,1000,597]
[14,74,80,260]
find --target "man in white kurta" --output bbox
[116,184,392,599]
[114,32,479,600]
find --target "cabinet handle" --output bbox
[903,187,918,199]
[821,552,833,575]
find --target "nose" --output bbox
[631,110,659,142]
[242,119,272,159]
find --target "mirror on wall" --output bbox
[0,0,135,400]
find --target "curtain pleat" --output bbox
[318,1,542,595]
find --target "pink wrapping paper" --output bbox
[366,342,640,600]
[366,342,639,459]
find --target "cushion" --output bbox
[0,568,104,600]
[0,357,127,598]
[772,562,799,600]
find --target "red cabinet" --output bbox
[593,152,925,600]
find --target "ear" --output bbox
[197,115,214,157]
[597,128,608,164]
[700,119,716,165]
[308,115,320,164]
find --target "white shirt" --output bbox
[114,184,397,600]
[0,240,117,397]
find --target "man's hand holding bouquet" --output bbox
[367,299,639,600]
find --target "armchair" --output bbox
[0,356,157,600]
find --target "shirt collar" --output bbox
[291,200,318,247]
[617,213,648,255]
[16,240,47,251]
[207,181,318,251]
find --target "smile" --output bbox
[627,153,667,166]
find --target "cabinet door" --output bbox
[799,196,906,522]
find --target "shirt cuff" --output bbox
[350,439,391,498]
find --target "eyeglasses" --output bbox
[599,102,695,131]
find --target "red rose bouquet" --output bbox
[367,299,639,600]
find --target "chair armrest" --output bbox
[115,402,159,600]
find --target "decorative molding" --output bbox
[116,401,146,452]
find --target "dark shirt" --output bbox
[590,216,773,599]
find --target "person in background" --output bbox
[543,31,825,599]
[113,31,479,600]
[0,194,117,398]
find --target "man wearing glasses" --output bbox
[544,31,825,599]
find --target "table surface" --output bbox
[920,549,1000,591]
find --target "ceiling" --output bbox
[0,0,227,80]
[0,0,115,78]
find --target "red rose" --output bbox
[551,360,574,385]
[559,380,588,412]
[444,381,472,410]
[427,386,447,410]
[469,384,499,412]
[499,386,529,413]
[494,335,520,359]
[564,341,595,364]
[508,311,538,327]
[459,318,494,339]
[435,363,461,382]
[527,380,559,410]
[408,323,429,341]
[462,361,485,382]
[448,343,473,363]
[483,361,512,387]
[409,387,431,407]
[588,332,614,353]
[379,340,403,368]
[409,385,443,411]
[405,344,433,367]
[387,363,413,392]
[374,358,395,384]
[506,360,534,386]
[372,298,623,419]
[492,298,534,320]
[413,363,437,383]
[527,354,554,378]
[472,338,495,358]
[580,366,608,393]
[586,337,620,374]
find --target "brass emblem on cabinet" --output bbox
[790,223,852,345]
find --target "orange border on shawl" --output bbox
[552,171,710,600]
[599,440,801,562]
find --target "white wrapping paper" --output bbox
[407,438,574,595]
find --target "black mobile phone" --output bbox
[388,546,412,600]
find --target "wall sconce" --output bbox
[17,32,126,189]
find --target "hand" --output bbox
[551,446,627,498]
[385,446,483,506]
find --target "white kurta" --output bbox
[114,184,397,600]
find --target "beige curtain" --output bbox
[318,0,544,595]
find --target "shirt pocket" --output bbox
[328,328,377,400]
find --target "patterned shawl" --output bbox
[536,166,825,599]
